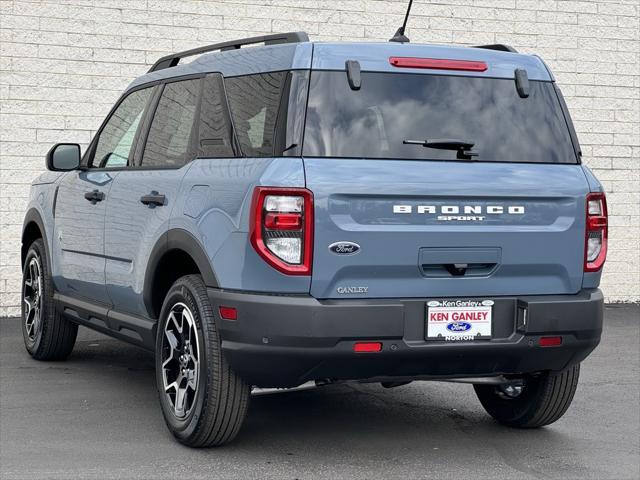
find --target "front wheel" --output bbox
[22,238,77,360]
[474,364,580,428]
[155,275,250,447]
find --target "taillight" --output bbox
[250,187,313,275]
[389,57,488,72]
[584,192,608,272]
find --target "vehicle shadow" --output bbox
[71,333,575,460]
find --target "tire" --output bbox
[155,274,250,447]
[21,238,78,360]
[474,364,580,428]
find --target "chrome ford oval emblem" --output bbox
[329,241,360,255]
[447,322,472,332]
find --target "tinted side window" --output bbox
[225,72,286,157]
[198,74,235,158]
[92,87,152,168]
[141,78,201,168]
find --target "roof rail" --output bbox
[474,44,518,53]
[148,31,310,73]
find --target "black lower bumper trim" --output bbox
[208,288,603,388]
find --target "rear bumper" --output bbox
[208,288,603,387]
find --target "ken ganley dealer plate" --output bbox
[426,300,494,341]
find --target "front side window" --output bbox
[141,78,201,168]
[92,87,152,168]
[303,71,577,164]
[225,72,287,157]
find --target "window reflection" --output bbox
[303,72,576,164]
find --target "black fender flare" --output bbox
[143,229,219,317]
[22,208,51,269]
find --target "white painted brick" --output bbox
[1,0,639,315]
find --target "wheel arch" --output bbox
[144,229,218,319]
[22,208,50,269]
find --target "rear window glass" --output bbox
[303,72,577,164]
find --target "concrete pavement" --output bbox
[1,304,638,479]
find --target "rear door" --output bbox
[302,70,589,299]
[104,77,203,317]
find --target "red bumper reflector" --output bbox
[219,306,237,321]
[539,336,562,347]
[354,342,383,353]
[389,57,488,72]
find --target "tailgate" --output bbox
[306,159,589,299]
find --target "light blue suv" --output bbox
[21,32,606,447]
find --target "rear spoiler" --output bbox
[474,44,518,53]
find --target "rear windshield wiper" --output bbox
[403,139,479,160]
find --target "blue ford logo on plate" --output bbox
[447,322,472,332]
[329,241,360,255]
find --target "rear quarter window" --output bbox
[303,71,578,164]
[224,72,287,157]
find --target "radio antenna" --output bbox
[389,0,413,43]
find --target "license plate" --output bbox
[426,300,494,341]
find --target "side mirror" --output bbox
[46,143,81,171]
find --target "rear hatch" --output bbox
[302,67,589,299]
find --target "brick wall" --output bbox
[1,0,638,315]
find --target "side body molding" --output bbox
[143,229,219,317]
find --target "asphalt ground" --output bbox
[1,304,638,480]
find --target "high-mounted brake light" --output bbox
[250,187,313,275]
[389,57,488,72]
[584,192,608,272]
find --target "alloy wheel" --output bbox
[23,256,43,341]
[161,303,201,419]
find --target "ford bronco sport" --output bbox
[21,32,605,447]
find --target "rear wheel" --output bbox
[155,274,250,447]
[22,238,78,360]
[474,364,580,428]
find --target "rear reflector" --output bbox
[539,336,562,347]
[219,306,237,320]
[353,342,383,353]
[389,57,488,72]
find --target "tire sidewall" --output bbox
[155,279,213,440]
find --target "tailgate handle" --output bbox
[419,247,501,278]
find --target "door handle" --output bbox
[140,191,166,207]
[84,190,105,204]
